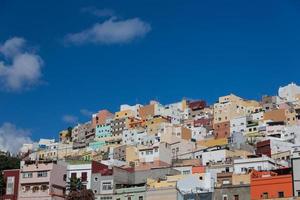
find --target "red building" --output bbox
[91,161,113,175]
[1,169,20,200]
[256,140,271,157]
[250,168,293,200]
[188,100,206,111]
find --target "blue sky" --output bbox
[1,0,300,144]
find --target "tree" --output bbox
[66,177,95,200]
[0,172,5,196]
[67,177,83,192]
[66,189,95,200]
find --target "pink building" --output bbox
[18,161,66,200]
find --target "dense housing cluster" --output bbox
[2,82,300,200]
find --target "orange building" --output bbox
[250,168,293,200]
[92,109,113,128]
[192,166,206,174]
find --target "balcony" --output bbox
[115,186,146,194]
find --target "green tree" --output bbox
[67,177,83,192]
[66,177,95,200]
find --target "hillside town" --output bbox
[2,82,300,200]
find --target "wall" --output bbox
[292,157,300,197]
[251,174,293,199]
[233,157,276,174]
[146,188,177,200]
[213,121,230,139]
[214,185,250,200]
[91,173,114,196]
[200,149,227,166]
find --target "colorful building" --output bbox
[250,168,293,200]
[18,161,66,200]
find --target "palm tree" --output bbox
[66,177,95,200]
[67,177,83,192]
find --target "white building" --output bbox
[122,129,157,146]
[177,173,214,199]
[233,156,277,174]
[251,111,264,121]
[278,82,300,102]
[230,116,247,134]
[194,148,228,166]
[138,142,172,164]
[190,126,208,141]
[266,137,295,155]
[266,124,300,142]
[65,161,92,189]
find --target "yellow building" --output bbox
[126,145,139,164]
[214,94,261,124]
[146,116,170,135]
[115,109,135,119]
[147,175,185,189]
[197,137,228,147]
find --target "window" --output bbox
[81,172,87,181]
[278,191,284,198]
[234,195,239,200]
[222,195,228,200]
[94,177,98,182]
[128,197,131,200]
[297,190,300,197]
[37,171,48,178]
[139,196,143,200]
[100,197,112,200]
[183,170,190,175]
[262,192,268,199]
[225,167,230,172]
[63,174,67,181]
[32,186,39,193]
[71,173,77,179]
[22,172,33,178]
[102,181,113,191]
[41,185,49,191]
[6,176,15,195]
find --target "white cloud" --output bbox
[0,122,32,153]
[81,7,115,17]
[0,37,43,91]
[65,17,151,45]
[62,115,78,124]
[80,109,93,117]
